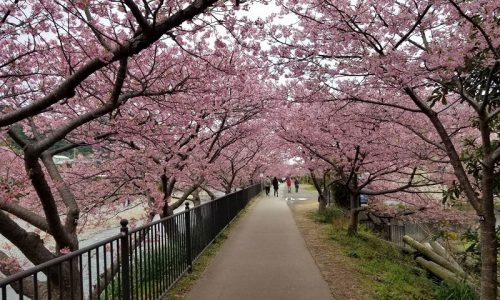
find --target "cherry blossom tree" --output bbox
[0,0,271,297]
[270,0,499,297]
[275,94,460,234]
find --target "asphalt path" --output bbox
[187,184,334,300]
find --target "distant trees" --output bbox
[275,98,446,235]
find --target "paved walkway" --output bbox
[187,184,334,300]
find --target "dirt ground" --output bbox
[289,200,374,300]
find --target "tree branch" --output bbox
[448,0,498,58]
[480,62,499,112]
[404,87,481,212]
[360,167,418,196]
[345,145,361,188]
[7,128,27,148]
[123,0,151,32]
[393,4,432,50]
[0,0,19,26]
[0,201,50,233]
[31,59,129,155]
[49,141,87,156]
[0,0,219,127]
[40,152,80,235]
[0,210,56,266]
[168,181,203,212]
[23,153,75,248]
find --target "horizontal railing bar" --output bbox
[0,184,261,299]
[0,233,122,286]
[128,187,248,234]
[191,203,245,263]
[194,189,244,209]
[128,210,185,234]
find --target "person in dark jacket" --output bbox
[264,176,271,196]
[272,177,279,197]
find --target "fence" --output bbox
[0,184,261,300]
[361,220,434,247]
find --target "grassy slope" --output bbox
[311,211,440,300]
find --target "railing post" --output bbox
[185,203,193,272]
[120,219,131,300]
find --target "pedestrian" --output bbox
[294,177,300,193]
[264,176,271,196]
[286,177,292,193]
[272,177,279,197]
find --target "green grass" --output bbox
[302,184,318,192]
[99,235,187,300]
[310,211,440,300]
[435,281,479,300]
[312,206,344,223]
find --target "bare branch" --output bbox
[0,201,50,233]
[123,0,151,32]
[0,210,56,266]
[393,4,432,50]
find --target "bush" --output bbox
[314,207,345,223]
[436,282,479,300]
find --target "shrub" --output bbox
[436,281,479,300]
[314,207,345,223]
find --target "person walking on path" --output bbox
[286,177,292,193]
[264,176,271,196]
[294,178,300,193]
[272,177,279,197]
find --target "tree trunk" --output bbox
[318,194,327,213]
[192,188,201,207]
[310,171,327,213]
[192,188,203,227]
[478,104,498,300]
[347,192,359,236]
[202,186,216,200]
[405,87,496,297]
[480,211,497,300]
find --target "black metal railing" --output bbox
[0,184,261,299]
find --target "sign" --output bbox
[359,194,368,205]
